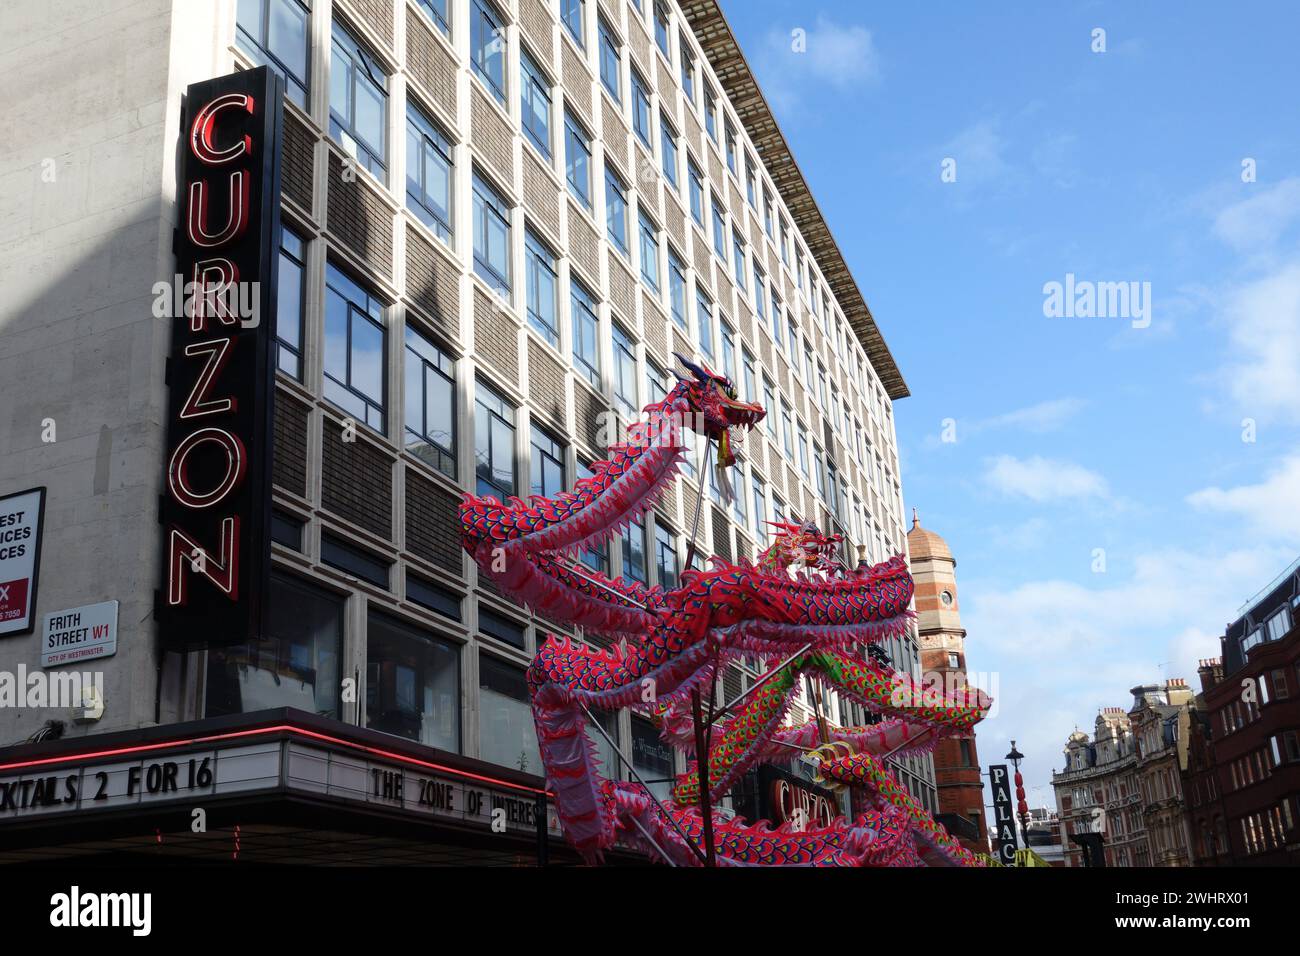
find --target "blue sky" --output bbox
[720,0,1300,805]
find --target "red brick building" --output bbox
[1196,558,1300,864]
[906,512,987,854]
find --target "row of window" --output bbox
[1239,799,1295,856]
[236,0,901,454]
[249,0,903,548]
[1240,600,1297,656]
[283,211,900,563]
[205,570,670,778]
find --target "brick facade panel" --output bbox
[522,152,561,239]
[407,16,458,118]
[519,0,554,68]
[471,89,514,186]
[608,251,636,325]
[561,41,593,121]
[272,390,310,498]
[473,287,519,379]
[405,468,464,573]
[322,422,393,539]
[567,204,601,287]
[282,111,315,215]
[405,225,460,339]
[327,152,393,279]
[527,338,567,431]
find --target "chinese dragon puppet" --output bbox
[460,356,991,866]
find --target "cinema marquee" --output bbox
[156,66,283,649]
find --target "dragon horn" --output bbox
[672,352,712,383]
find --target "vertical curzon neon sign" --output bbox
[156,67,283,648]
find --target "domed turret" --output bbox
[906,509,953,564]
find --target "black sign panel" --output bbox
[989,764,1018,865]
[156,67,283,649]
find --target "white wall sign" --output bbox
[41,600,119,667]
[0,487,45,637]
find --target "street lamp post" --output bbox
[1006,741,1031,848]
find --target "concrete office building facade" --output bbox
[0,0,931,860]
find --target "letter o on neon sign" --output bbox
[168,427,247,508]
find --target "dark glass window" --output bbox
[679,39,695,101]
[703,84,717,142]
[472,171,512,295]
[479,654,540,771]
[329,21,387,180]
[576,460,610,574]
[416,0,450,36]
[470,0,507,104]
[654,523,678,590]
[688,159,704,224]
[598,18,621,102]
[630,69,652,147]
[564,112,593,209]
[605,167,629,255]
[654,2,670,58]
[732,230,747,290]
[613,323,638,420]
[622,517,648,584]
[639,212,661,293]
[324,263,386,431]
[322,532,391,587]
[205,573,342,718]
[668,248,687,329]
[571,279,601,387]
[530,424,566,497]
[660,117,679,190]
[561,0,585,48]
[632,715,674,800]
[711,198,726,258]
[366,612,459,750]
[646,359,669,404]
[475,380,516,499]
[236,0,310,107]
[403,325,456,478]
[271,509,304,550]
[721,321,736,383]
[525,229,560,346]
[520,49,553,158]
[276,227,306,379]
[480,608,526,648]
[406,103,453,241]
[695,286,714,358]
[407,574,462,621]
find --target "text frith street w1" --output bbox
[41,600,118,667]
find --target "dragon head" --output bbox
[672,354,764,464]
[763,519,844,571]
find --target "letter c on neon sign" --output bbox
[168,427,247,508]
[191,92,255,165]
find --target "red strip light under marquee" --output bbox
[0,724,551,797]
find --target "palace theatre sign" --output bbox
[157,67,283,648]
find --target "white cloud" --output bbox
[1212,177,1300,253]
[963,546,1293,800]
[983,455,1108,502]
[1187,455,1300,543]
[755,17,880,113]
[979,398,1086,434]
[1214,262,1300,424]
[940,119,1008,187]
